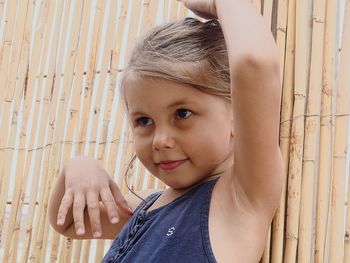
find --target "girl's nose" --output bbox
[152,128,176,150]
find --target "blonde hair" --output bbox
[122,17,231,102]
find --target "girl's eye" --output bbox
[136,117,153,126]
[176,108,192,119]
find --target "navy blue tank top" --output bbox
[101,178,218,263]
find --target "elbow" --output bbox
[231,52,282,94]
[243,52,280,74]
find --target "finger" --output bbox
[110,180,133,216]
[100,186,120,224]
[57,191,73,225]
[72,192,86,236]
[86,191,102,238]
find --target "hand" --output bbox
[56,156,132,238]
[178,0,217,19]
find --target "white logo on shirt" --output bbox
[166,227,175,236]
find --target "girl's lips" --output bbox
[157,159,187,170]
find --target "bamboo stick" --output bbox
[0,65,26,262]
[284,0,311,261]
[261,227,271,263]
[104,0,129,178]
[16,1,58,262]
[297,0,326,262]
[0,0,18,101]
[14,0,55,260]
[314,0,339,261]
[346,180,350,263]
[0,1,5,26]
[163,0,170,21]
[50,230,61,263]
[0,0,19,245]
[2,0,39,260]
[345,2,350,243]
[3,0,30,101]
[169,0,180,21]
[85,0,109,160]
[0,4,35,260]
[20,0,66,261]
[262,0,273,26]
[329,0,350,260]
[27,0,73,261]
[252,0,262,14]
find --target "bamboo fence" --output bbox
[0,0,349,262]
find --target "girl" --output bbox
[49,0,284,262]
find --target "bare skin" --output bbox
[49,0,284,262]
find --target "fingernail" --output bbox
[111,217,119,224]
[57,219,64,225]
[94,231,101,238]
[128,207,133,215]
[77,228,85,235]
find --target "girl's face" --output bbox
[124,76,234,189]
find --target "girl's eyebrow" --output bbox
[167,97,204,109]
[129,98,198,116]
[129,98,197,116]
[166,99,191,109]
[129,110,147,117]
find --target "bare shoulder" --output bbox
[208,174,274,262]
[57,189,159,240]
[125,189,161,212]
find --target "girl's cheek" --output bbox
[133,138,151,159]
[133,125,154,136]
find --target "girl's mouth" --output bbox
[157,159,187,170]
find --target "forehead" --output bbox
[123,76,212,113]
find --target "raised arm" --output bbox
[216,0,284,215]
